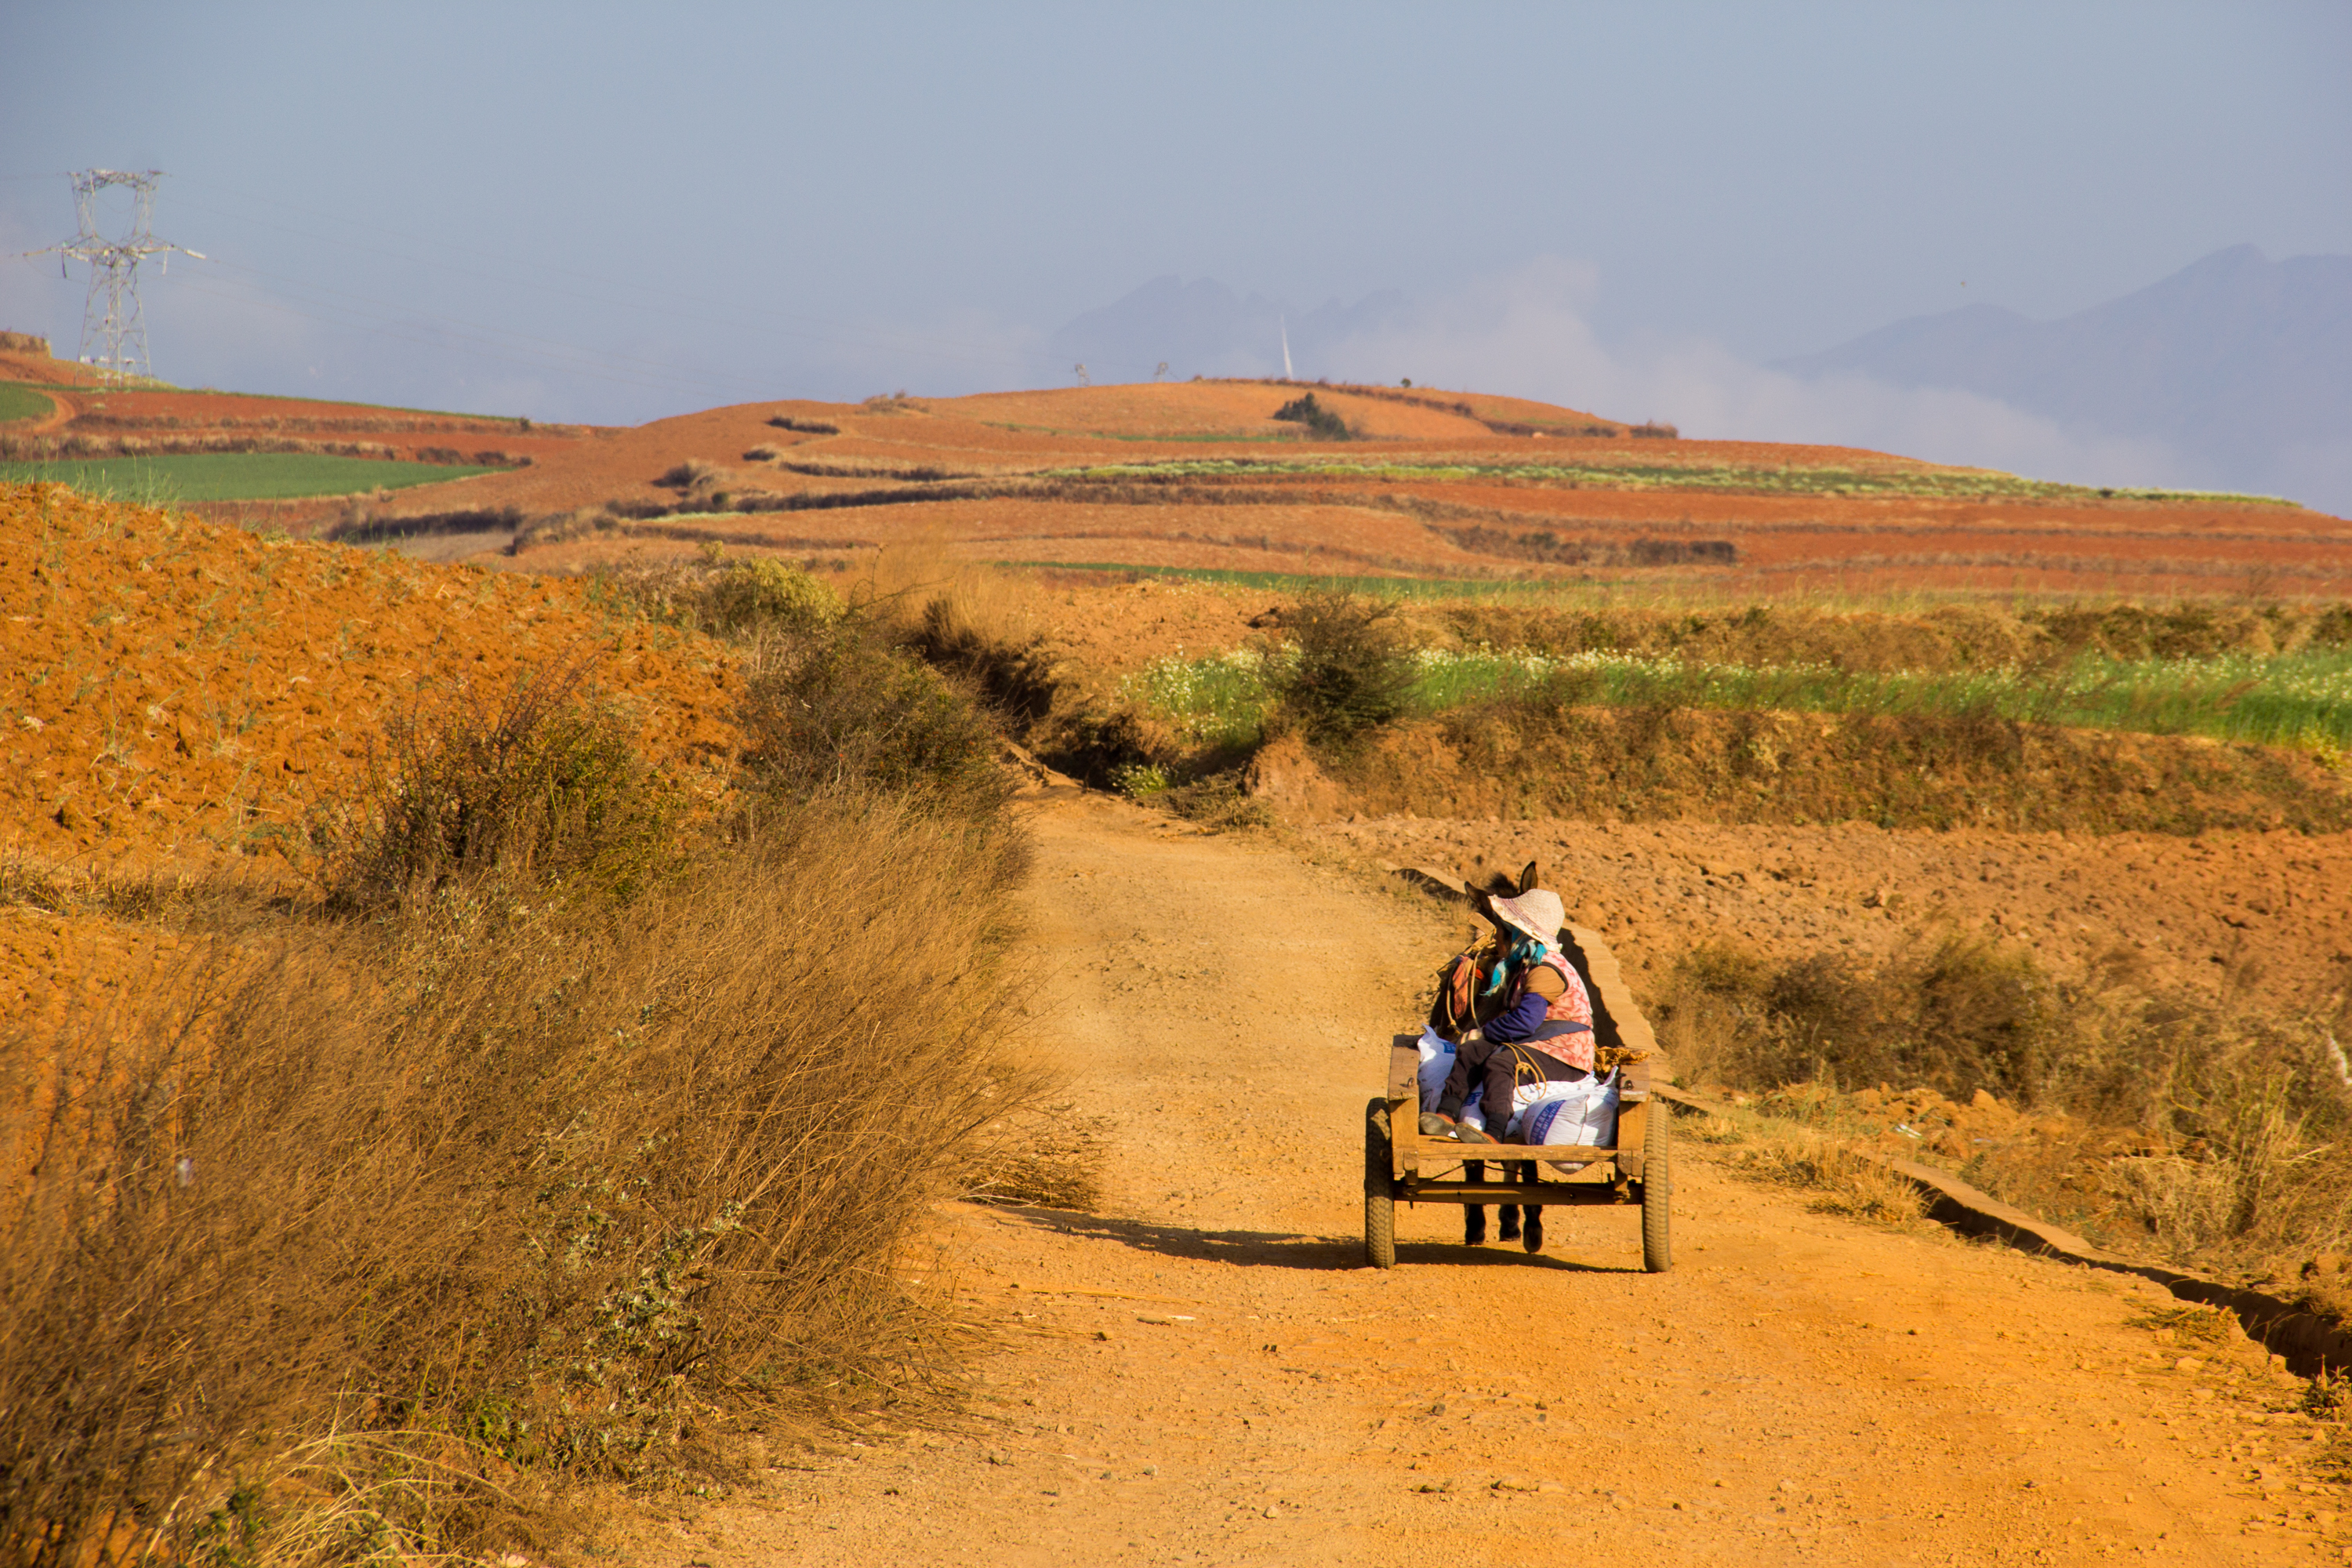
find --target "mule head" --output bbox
[1468,860,1544,938]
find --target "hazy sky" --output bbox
[2,2,2347,478]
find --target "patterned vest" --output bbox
[1514,951,1595,1073]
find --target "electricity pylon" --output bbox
[23,169,204,386]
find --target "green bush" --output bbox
[703,557,843,637]
[1268,591,1414,745]
[1270,392,1351,441]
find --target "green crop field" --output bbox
[1125,641,2352,753]
[0,453,499,503]
[0,383,55,424]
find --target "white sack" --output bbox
[1515,1070,1622,1149]
[1416,1027,1454,1112]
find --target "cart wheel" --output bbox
[1641,1101,1673,1273]
[1364,1097,1397,1270]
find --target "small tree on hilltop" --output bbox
[1271,393,1351,441]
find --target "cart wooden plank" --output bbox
[1396,1181,1629,1203]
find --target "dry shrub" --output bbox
[2,641,1044,1566]
[826,539,1061,737]
[2084,1007,2352,1274]
[900,568,1056,731]
[655,458,720,489]
[317,664,677,911]
[856,529,958,622]
[590,555,844,639]
[2,787,1036,1567]
[767,415,840,435]
[956,1104,1109,1210]
[738,623,1009,826]
[1657,931,2063,1104]
[652,459,740,510]
[701,557,843,637]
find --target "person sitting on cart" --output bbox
[1425,884,1597,1144]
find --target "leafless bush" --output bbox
[956,1104,1109,1210]
[767,415,840,435]
[1659,932,2067,1105]
[655,457,725,490]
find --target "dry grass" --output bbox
[1684,1110,1928,1227]
[1,662,1040,1567]
[955,1104,1109,1211]
[1659,934,2352,1287]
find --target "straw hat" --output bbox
[1490,888,1565,944]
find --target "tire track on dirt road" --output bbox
[642,791,2346,1566]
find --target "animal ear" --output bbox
[1515,860,1541,896]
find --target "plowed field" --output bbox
[0,481,740,880]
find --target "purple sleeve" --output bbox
[1483,988,1552,1043]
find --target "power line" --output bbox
[19,170,204,385]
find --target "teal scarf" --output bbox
[1482,935,1552,996]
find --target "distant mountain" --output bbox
[1047,276,1409,385]
[1776,245,2352,508]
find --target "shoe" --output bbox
[1522,1212,1544,1254]
[1454,1123,1494,1145]
[1418,1112,1458,1138]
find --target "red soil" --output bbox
[1311,812,2352,1014]
[0,347,106,388]
[0,481,742,882]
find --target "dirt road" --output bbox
[644,793,2347,1566]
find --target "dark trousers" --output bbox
[1439,1039,1589,1136]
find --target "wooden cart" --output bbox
[1363,925,1671,1272]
